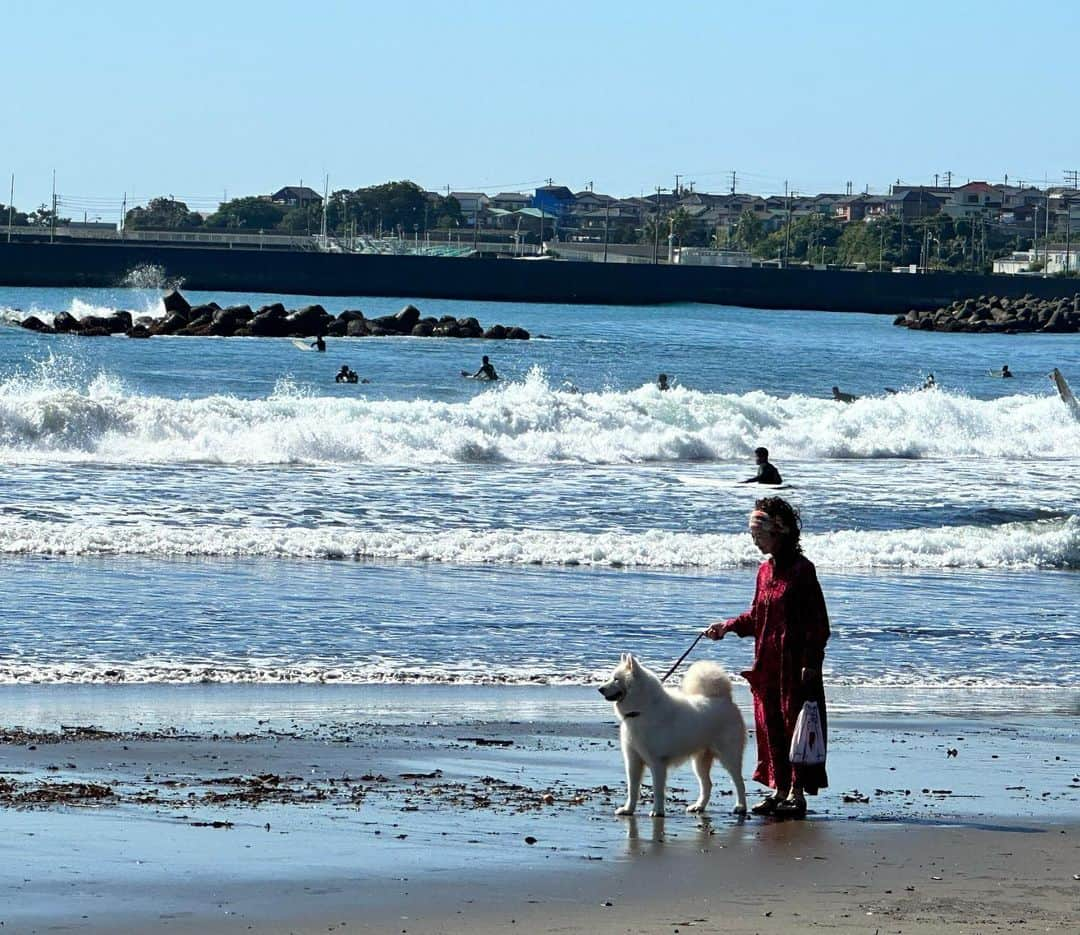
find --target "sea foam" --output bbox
[1,366,1077,464]
[0,514,1075,569]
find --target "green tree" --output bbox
[124,196,202,230]
[278,202,321,233]
[732,209,765,251]
[757,213,844,264]
[203,196,286,231]
[668,207,694,247]
[0,203,29,226]
[27,203,71,227]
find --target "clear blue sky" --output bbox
[5,0,1079,221]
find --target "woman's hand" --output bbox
[703,622,727,641]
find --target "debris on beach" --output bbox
[457,737,514,747]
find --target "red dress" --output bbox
[722,554,830,794]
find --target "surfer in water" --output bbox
[466,355,499,381]
[998,364,1013,378]
[311,335,327,352]
[336,364,359,384]
[742,446,782,485]
[832,386,858,403]
[921,372,936,390]
[657,373,671,391]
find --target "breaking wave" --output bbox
[0,514,1075,569]
[1,364,1078,465]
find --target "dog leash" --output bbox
[659,630,707,683]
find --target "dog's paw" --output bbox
[686,802,706,813]
[614,805,635,816]
[733,803,748,815]
[649,808,666,818]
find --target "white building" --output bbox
[993,247,1080,276]
[674,248,753,267]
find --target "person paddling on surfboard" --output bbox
[831,386,858,403]
[741,447,782,485]
[336,364,359,384]
[464,355,498,381]
[310,335,326,352]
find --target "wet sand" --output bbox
[1,685,1078,933]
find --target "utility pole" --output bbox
[120,192,126,236]
[1065,195,1073,275]
[7,174,13,243]
[944,170,952,189]
[729,170,736,195]
[320,175,329,247]
[786,180,794,265]
[674,174,682,198]
[1033,206,1040,264]
[1065,169,1079,189]
[1046,191,1051,251]
[652,186,666,264]
[934,173,939,188]
[845,180,852,196]
[603,202,610,263]
[50,169,57,244]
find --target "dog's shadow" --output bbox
[623,811,746,854]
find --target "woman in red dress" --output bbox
[705,496,829,818]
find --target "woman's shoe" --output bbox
[750,795,782,815]
[775,796,807,819]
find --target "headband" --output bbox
[749,509,789,535]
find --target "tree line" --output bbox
[121,181,464,235]
[717,209,1051,273]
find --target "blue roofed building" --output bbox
[533,185,575,217]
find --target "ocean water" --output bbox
[0,285,1077,715]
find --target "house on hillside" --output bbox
[942,181,1002,219]
[533,185,575,217]
[270,186,323,207]
[450,192,489,222]
[491,192,531,211]
[884,189,943,221]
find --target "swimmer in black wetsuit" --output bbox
[657,373,670,391]
[1000,364,1013,378]
[470,355,498,381]
[335,364,359,384]
[311,335,327,352]
[832,385,858,403]
[741,446,782,485]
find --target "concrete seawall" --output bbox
[1,240,1078,313]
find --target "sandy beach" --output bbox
[1,685,1077,933]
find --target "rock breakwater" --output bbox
[894,292,1080,334]
[17,289,531,341]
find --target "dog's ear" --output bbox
[626,654,638,672]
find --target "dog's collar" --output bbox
[622,711,641,719]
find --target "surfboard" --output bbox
[1050,368,1079,414]
[292,339,314,352]
[461,371,498,381]
[988,369,1013,378]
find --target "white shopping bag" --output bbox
[789,701,826,766]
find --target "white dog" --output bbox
[599,654,747,817]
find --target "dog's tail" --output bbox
[681,661,732,698]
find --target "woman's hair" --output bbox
[755,496,802,556]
